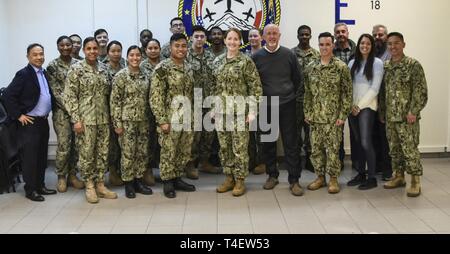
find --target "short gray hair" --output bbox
[334,23,348,32]
[372,24,388,35]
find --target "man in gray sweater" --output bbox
[252,24,304,196]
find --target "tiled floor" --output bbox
[1,158,450,234]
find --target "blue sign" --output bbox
[335,0,356,25]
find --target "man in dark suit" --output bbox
[2,43,57,201]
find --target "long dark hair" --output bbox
[351,34,375,81]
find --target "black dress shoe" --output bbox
[174,178,196,192]
[124,181,136,199]
[347,173,366,186]
[37,187,57,195]
[358,177,378,190]
[134,178,153,195]
[26,191,45,202]
[163,181,176,198]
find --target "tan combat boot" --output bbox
[185,161,199,180]
[307,175,326,191]
[57,175,67,193]
[328,176,340,194]
[253,164,266,175]
[216,175,235,193]
[384,171,406,189]
[108,168,123,186]
[143,169,155,186]
[199,159,218,174]
[407,175,421,197]
[85,180,99,204]
[96,182,118,199]
[232,178,246,197]
[68,174,85,189]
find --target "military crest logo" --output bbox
[179,0,281,48]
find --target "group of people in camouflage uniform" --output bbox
[6,17,427,203]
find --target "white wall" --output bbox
[0,0,9,87]
[1,0,449,156]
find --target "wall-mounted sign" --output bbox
[179,0,281,48]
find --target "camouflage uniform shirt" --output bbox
[304,57,352,123]
[212,52,262,116]
[150,58,195,125]
[291,46,320,103]
[380,56,428,122]
[186,47,215,97]
[47,57,78,111]
[64,60,111,125]
[110,67,150,129]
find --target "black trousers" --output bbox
[339,122,359,170]
[262,99,301,184]
[373,115,392,177]
[18,117,49,193]
[348,109,376,178]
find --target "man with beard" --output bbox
[372,24,391,61]
[372,24,392,180]
[333,23,358,172]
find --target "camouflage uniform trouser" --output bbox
[217,115,249,179]
[191,110,214,162]
[148,112,159,168]
[296,100,310,159]
[386,121,423,176]
[310,123,343,177]
[191,130,214,162]
[52,109,78,176]
[75,124,110,182]
[109,126,121,174]
[159,129,193,181]
[118,121,150,182]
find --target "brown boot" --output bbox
[263,176,279,190]
[216,175,235,193]
[289,182,304,196]
[232,178,246,197]
[199,159,218,174]
[109,168,123,186]
[253,164,266,175]
[96,182,118,199]
[68,174,85,189]
[85,180,99,204]
[328,176,340,194]
[384,171,406,189]
[407,175,421,197]
[307,175,326,191]
[57,175,67,193]
[143,169,155,186]
[185,161,199,180]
